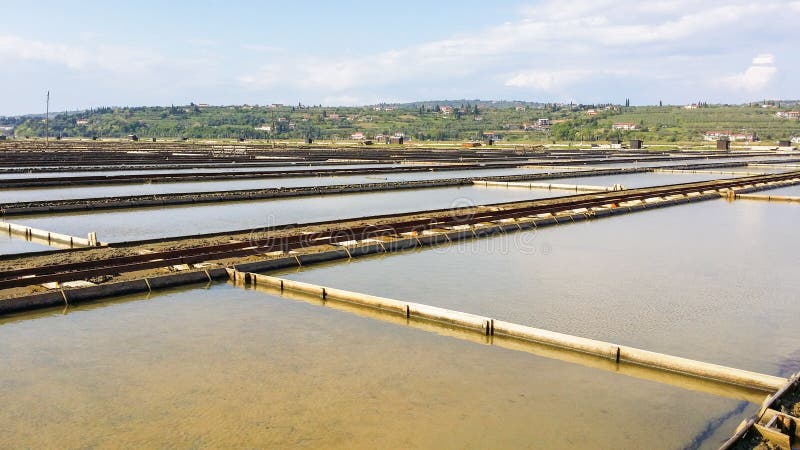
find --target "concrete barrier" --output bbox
[2,221,102,248]
[476,167,650,182]
[0,267,229,315]
[735,194,800,203]
[652,168,769,176]
[493,320,618,358]
[233,256,300,273]
[0,291,67,314]
[297,248,349,265]
[251,280,768,404]
[237,272,787,392]
[474,180,623,192]
[249,273,492,333]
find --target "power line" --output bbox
[45,90,50,147]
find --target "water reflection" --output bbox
[0,284,754,448]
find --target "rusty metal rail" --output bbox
[1,171,798,290]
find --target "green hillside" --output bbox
[3,101,799,144]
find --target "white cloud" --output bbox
[752,53,774,65]
[321,94,365,106]
[504,69,639,92]
[240,44,284,53]
[721,56,777,91]
[505,70,592,90]
[0,35,90,69]
[722,65,777,90]
[4,0,800,110]
[238,0,799,98]
[0,34,206,74]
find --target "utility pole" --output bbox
[45,91,50,147]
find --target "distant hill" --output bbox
[3,101,799,144]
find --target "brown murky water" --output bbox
[0,284,751,449]
[2,170,795,447]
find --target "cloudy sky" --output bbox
[1,0,798,115]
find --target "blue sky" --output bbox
[1,0,798,115]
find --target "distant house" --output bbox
[327,113,341,120]
[76,119,89,125]
[523,118,551,131]
[586,109,597,116]
[727,132,754,142]
[612,123,639,131]
[255,125,272,132]
[703,131,729,141]
[515,105,526,111]
[440,106,453,115]
[703,131,755,142]
[776,111,800,119]
[684,104,700,109]
[350,132,365,140]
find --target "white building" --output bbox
[703,131,754,142]
[776,111,800,119]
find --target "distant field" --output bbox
[607,106,800,142]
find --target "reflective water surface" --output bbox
[274,199,800,378]
[0,233,53,255]
[755,184,800,197]
[0,163,404,179]
[6,185,564,247]
[0,167,558,203]
[0,284,753,448]
[4,172,746,250]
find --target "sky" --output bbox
[0,0,798,115]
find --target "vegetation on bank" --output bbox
[2,101,799,144]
